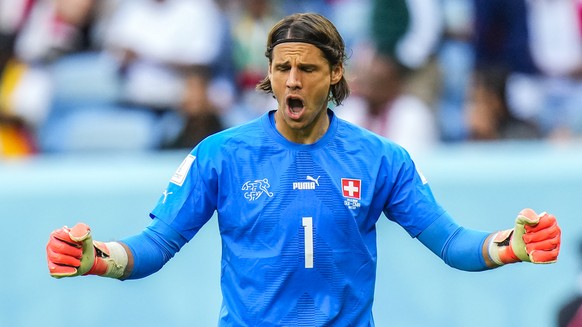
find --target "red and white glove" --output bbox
[488,208,561,265]
[46,223,128,278]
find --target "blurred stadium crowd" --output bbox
[1,0,582,158]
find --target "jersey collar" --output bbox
[262,109,338,150]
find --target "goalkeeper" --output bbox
[46,13,561,326]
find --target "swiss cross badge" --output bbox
[341,178,361,210]
[341,178,361,199]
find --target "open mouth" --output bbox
[287,97,304,115]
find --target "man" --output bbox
[335,48,438,158]
[46,13,561,326]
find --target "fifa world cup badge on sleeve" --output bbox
[416,167,428,184]
[171,155,196,187]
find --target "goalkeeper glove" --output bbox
[488,208,561,265]
[46,223,128,278]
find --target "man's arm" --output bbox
[118,242,135,280]
[46,218,187,280]
[418,208,561,271]
[481,233,497,268]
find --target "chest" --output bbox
[216,150,382,235]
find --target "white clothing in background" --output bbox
[336,95,438,158]
[104,0,223,108]
[527,0,582,77]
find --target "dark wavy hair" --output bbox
[256,13,350,106]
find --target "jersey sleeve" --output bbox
[381,146,445,237]
[416,211,490,271]
[149,144,218,241]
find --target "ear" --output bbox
[330,63,343,85]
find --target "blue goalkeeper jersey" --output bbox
[150,109,445,326]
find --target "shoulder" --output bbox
[334,113,411,160]
[194,115,265,156]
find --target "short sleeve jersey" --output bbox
[150,110,445,326]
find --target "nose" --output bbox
[286,67,301,89]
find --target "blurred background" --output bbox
[1,0,581,326]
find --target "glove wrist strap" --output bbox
[488,229,521,265]
[85,242,128,279]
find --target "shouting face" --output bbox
[269,42,343,144]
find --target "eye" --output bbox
[275,65,290,72]
[302,66,316,73]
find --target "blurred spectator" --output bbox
[557,239,582,327]
[528,0,582,79]
[40,0,228,152]
[465,67,542,141]
[15,0,98,63]
[0,0,32,70]
[328,0,372,52]
[470,0,582,142]
[470,0,540,128]
[472,0,538,76]
[525,0,582,141]
[278,0,332,17]
[164,66,225,149]
[223,0,280,127]
[231,0,279,92]
[0,115,35,157]
[0,0,98,157]
[207,0,237,113]
[335,47,438,158]
[0,0,35,157]
[371,0,444,110]
[8,0,582,157]
[103,0,223,112]
[436,0,475,142]
[370,0,409,60]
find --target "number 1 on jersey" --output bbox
[302,217,314,268]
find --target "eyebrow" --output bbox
[298,63,318,70]
[273,61,290,68]
[273,61,319,70]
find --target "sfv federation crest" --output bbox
[242,178,274,201]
